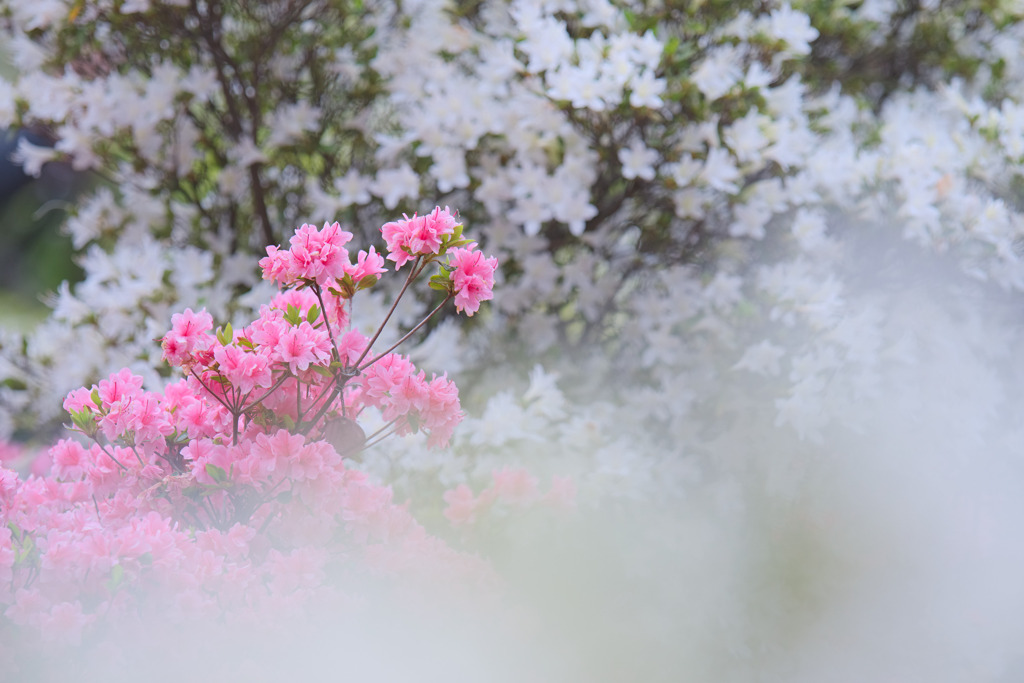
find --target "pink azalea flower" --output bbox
[247,311,288,350]
[447,246,498,316]
[287,221,353,286]
[161,308,214,366]
[380,206,459,269]
[422,374,463,447]
[51,440,88,481]
[386,371,430,421]
[336,329,368,366]
[361,353,418,403]
[442,484,478,526]
[490,467,540,507]
[3,209,497,648]
[259,244,294,286]
[62,387,96,414]
[276,321,332,373]
[213,345,273,395]
[345,245,387,282]
[126,392,174,447]
[96,368,144,407]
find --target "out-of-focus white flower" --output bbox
[334,169,372,207]
[691,46,741,101]
[55,124,101,171]
[628,70,666,109]
[733,339,785,376]
[700,147,740,193]
[229,137,268,167]
[266,101,322,148]
[767,4,819,56]
[11,137,55,177]
[619,140,658,181]
[372,164,420,209]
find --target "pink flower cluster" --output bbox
[442,468,576,527]
[447,246,499,316]
[381,206,460,269]
[360,354,463,448]
[377,205,498,317]
[0,212,499,649]
[160,308,214,367]
[2,434,489,649]
[259,221,386,289]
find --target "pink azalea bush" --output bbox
[0,209,500,658]
[443,468,576,527]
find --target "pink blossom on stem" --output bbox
[213,345,273,395]
[422,374,463,448]
[50,440,88,481]
[260,221,354,288]
[96,368,144,407]
[380,206,459,269]
[387,372,430,421]
[336,329,368,366]
[122,392,173,448]
[345,245,387,282]
[287,221,353,286]
[259,244,293,286]
[361,353,418,404]
[247,311,288,350]
[161,308,214,366]
[276,321,332,373]
[62,387,96,414]
[447,246,498,316]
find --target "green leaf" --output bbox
[216,323,233,345]
[90,388,102,407]
[356,274,378,290]
[70,409,99,436]
[428,280,449,291]
[285,304,301,325]
[306,305,321,323]
[12,531,33,564]
[311,364,334,378]
[0,378,27,390]
[205,463,228,484]
[106,563,124,592]
[281,414,296,431]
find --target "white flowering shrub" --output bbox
[0,0,1019,430]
